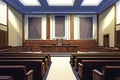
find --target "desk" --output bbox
[41,45,77,52]
[0,76,13,80]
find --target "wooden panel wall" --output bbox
[70,14,74,40]
[23,40,98,52]
[116,30,120,48]
[46,14,50,39]
[0,30,7,46]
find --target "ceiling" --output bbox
[4,0,118,15]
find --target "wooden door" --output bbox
[104,34,109,48]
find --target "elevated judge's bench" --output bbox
[41,38,77,52]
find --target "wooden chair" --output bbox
[56,38,63,46]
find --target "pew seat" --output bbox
[93,66,120,80]
[0,60,45,80]
[0,65,33,80]
[78,60,120,80]
[0,57,49,71]
[75,57,120,70]
[70,52,120,67]
[0,52,51,65]
[0,76,13,80]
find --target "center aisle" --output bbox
[44,57,80,80]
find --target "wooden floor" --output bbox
[43,56,80,80]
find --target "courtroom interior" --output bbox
[0,0,120,80]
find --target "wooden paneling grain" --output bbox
[46,14,50,39]
[70,14,74,40]
[0,30,7,46]
[24,40,98,52]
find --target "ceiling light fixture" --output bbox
[18,0,41,6]
[81,0,103,6]
[47,0,75,6]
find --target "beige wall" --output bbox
[0,0,7,25]
[0,0,7,32]
[99,6,115,47]
[0,24,7,31]
[8,6,23,46]
[116,24,120,31]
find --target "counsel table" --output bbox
[41,45,78,52]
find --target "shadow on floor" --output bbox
[43,62,52,80]
[70,63,80,80]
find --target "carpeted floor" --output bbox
[43,56,80,80]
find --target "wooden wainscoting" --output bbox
[23,40,98,52]
[0,30,8,47]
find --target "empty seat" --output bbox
[93,65,120,80]
[0,65,33,80]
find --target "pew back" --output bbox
[0,60,45,80]
[103,66,120,80]
[75,57,120,70]
[0,65,33,80]
[0,52,51,64]
[78,60,120,80]
[71,52,120,67]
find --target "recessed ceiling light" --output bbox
[47,0,75,6]
[81,0,103,6]
[19,0,41,6]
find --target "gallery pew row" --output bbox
[75,57,120,71]
[0,65,34,80]
[0,76,13,80]
[70,52,120,80]
[70,52,120,67]
[93,65,120,80]
[0,46,26,52]
[78,60,120,80]
[0,60,45,80]
[0,52,51,65]
[0,52,51,80]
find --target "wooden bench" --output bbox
[75,57,120,70]
[0,46,11,49]
[0,76,13,80]
[0,52,51,65]
[93,66,120,80]
[70,52,120,67]
[0,60,45,80]
[78,60,120,80]
[0,57,49,71]
[0,52,51,77]
[0,65,33,80]
[0,46,24,52]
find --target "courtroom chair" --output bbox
[56,38,63,45]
